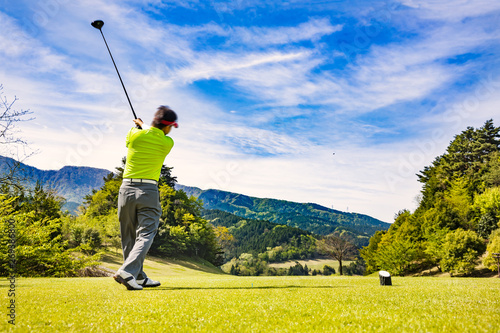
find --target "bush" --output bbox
[483,229,500,272]
[322,265,336,276]
[288,262,309,276]
[83,228,102,251]
[440,229,486,275]
[343,257,366,276]
[0,192,100,277]
[476,213,498,239]
[0,213,100,277]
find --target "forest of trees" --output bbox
[361,120,500,276]
[202,209,318,261]
[0,157,224,276]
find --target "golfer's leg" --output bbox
[117,184,137,262]
[120,184,161,279]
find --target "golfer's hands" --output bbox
[133,118,143,129]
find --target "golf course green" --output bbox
[2,254,499,332]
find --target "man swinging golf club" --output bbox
[90,20,177,290]
[113,106,178,290]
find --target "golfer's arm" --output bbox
[133,118,148,129]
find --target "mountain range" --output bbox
[176,185,390,238]
[0,156,390,238]
[0,156,111,211]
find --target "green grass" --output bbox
[2,256,499,332]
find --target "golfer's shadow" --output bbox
[144,285,350,291]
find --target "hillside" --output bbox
[0,156,111,211]
[177,184,390,238]
[202,209,316,259]
[0,156,390,241]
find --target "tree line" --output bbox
[361,120,500,276]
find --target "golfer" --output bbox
[113,105,178,290]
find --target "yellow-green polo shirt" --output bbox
[123,126,174,181]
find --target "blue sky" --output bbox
[1,0,500,222]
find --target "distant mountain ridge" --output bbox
[176,184,390,238]
[0,157,391,239]
[0,156,111,211]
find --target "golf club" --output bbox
[91,19,141,128]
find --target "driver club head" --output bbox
[91,20,104,30]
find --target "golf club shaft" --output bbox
[98,29,138,120]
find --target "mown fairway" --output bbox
[267,258,352,271]
[2,272,499,332]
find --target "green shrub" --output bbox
[440,229,486,275]
[322,265,335,276]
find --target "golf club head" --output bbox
[91,20,104,30]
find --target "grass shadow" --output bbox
[100,252,123,266]
[144,285,350,291]
[101,250,224,275]
[146,255,224,275]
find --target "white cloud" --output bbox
[174,51,310,84]
[177,143,426,222]
[325,18,500,112]
[3,0,500,224]
[229,18,342,46]
[399,0,500,21]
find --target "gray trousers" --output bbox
[117,182,161,280]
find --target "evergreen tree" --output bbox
[158,165,177,188]
[363,120,500,276]
[360,230,385,274]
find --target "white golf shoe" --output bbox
[113,270,143,291]
[136,277,161,288]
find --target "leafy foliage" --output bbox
[287,261,310,276]
[203,209,317,262]
[482,229,500,272]
[322,264,336,276]
[362,120,499,276]
[440,229,486,275]
[0,190,99,277]
[149,186,222,265]
[224,253,281,276]
[342,257,366,276]
[359,230,385,274]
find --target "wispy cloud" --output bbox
[1,0,499,222]
[399,0,500,21]
[228,18,342,46]
[174,51,311,83]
